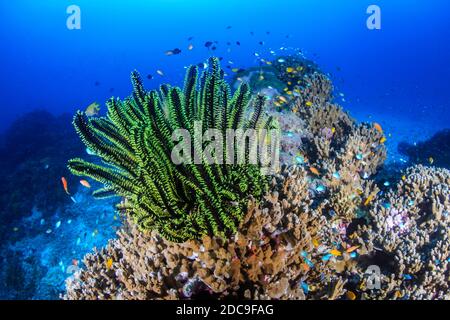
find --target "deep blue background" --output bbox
[1,0,449,131]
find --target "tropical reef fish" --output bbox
[80,179,91,188]
[188,44,194,50]
[364,195,374,206]
[61,177,70,195]
[55,221,61,229]
[373,122,383,134]
[157,70,164,76]
[346,245,359,253]
[346,291,356,300]
[146,74,153,80]
[330,249,342,256]
[305,101,313,107]
[85,102,100,117]
[106,258,113,270]
[165,48,181,56]
[309,167,320,176]
[204,41,213,48]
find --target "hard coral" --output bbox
[355,165,450,300]
[64,166,348,300]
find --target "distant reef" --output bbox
[0,110,84,230]
[398,129,450,169]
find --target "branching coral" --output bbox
[64,166,350,300]
[68,58,275,242]
[355,165,450,300]
[64,55,448,301]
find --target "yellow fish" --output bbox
[380,137,387,144]
[429,157,434,165]
[305,101,313,107]
[364,195,374,206]
[106,258,113,270]
[85,102,100,117]
[231,68,240,73]
[312,238,320,247]
[331,127,336,134]
[402,175,406,181]
[286,67,295,73]
[330,249,342,256]
[346,291,356,300]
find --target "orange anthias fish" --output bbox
[373,122,383,134]
[72,259,79,266]
[346,245,360,253]
[80,179,91,189]
[346,291,356,300]
[61,177,70,195]
[309,167,320,176]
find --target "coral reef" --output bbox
[68,57,276,242]
[65,166,352,300]
[354,165,450,300]
[64,55,449,301]
[398,129,450,169]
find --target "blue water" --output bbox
[0,0,449,299]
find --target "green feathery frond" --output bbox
[68,57,274,242]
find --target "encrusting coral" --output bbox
[65,55,449,301]
[68,57,275,242]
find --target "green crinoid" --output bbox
[68,57,276,242]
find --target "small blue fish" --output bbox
[356,153,363,160]
[55,221,61,229]
[383,181,390,187]
[403,274,412,280]
[305,258,314,268]
[332,172,341,179]
[408,200,415,206]
[383,203,391,209]
[322,254,332,261]
[350,252,357,258]
[286,132,294,137]
[300,281,309,294]
[300,251,308,258]
[296,156,304,164]
[316,185,326,192]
